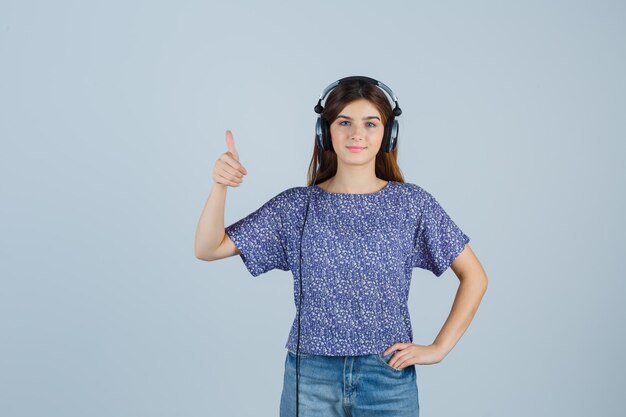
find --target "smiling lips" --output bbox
[346,146,366,153]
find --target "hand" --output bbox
[383,343,446,369]
[212,130,248,188]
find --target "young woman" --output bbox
[195,76,488,417]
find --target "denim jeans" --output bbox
[279,349,419,417]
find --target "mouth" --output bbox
[346,146,366,153]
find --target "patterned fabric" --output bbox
[224,181,470,356]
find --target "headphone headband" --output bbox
[314,75,402,117]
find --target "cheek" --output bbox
[329,125,342,139]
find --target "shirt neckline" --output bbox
[313,180,393,196]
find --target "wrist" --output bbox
[431,342,450,359]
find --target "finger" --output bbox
[389,353,406,368]
[393,354,413,370]
[221,153,247,176]
[221,162,244,179]
[225,130,239,161]
[216,172,241,187]
[389,350,408,368]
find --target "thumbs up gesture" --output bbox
[213,130,248,188]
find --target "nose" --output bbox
[350,123,366,142]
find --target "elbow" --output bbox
[196,253,215,262]
[195,246,216,261]
[479,271,489,292]
[476,273,489,299]
[472,272,489,293]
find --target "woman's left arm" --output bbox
[432,243,488,359]
[384,244,488,369]
[383,244,487,369]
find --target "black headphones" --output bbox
[295,76,402,417]
[313,75,403,153]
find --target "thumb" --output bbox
[225,129,239,161]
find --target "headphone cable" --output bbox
[296,162,319,417]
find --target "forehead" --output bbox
[339,99,381,116]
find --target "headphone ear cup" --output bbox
[322,119,331,151]
[383,116,397,153]
[387,119,399,152]
[316,116,331,151]
[315,116,332,151]
[315,117,324,150]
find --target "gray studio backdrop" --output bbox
[1,1,624,416]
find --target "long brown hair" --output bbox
[306,79,406,186]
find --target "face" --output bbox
[329,99,385,164]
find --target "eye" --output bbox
[367,122,377,128]
[338,120,350,126]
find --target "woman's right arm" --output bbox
[194,130,248,261]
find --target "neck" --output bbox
[325,165,386,194]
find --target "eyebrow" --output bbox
[337,114,381,121]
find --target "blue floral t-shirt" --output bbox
[224,180,470,356]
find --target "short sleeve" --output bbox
[224,192,290,277]
[410,190,470,277]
